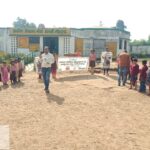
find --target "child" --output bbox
[10,60,17,84]
[0,63,2,82]
[0,72,1,82]
[0,61,9,85]
[15,58,23,82]
[51,53,58,80]
[103,56,110,75]
[129,58,139,90]
[102,48,111,76]
[139,60,148,93]
[128,56,134,81]
[89,50,96,75]
[146,62,150,95]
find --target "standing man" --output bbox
[118,50,130,86]
[41,46,54,93]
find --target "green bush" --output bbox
[0,52,38,65]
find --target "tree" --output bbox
[116,20,127,31]
[148,35,150,44]
[13,17,36,29]
[27,23,36,29]
[130,36,150,46]
[38,24,45,29]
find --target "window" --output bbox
[119,39,122,49]
[29,37,40,44]
[124,40,127,50]
[11,37,17,54]
[64,37,70,54]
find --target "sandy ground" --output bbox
[0,71,150,150]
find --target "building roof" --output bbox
[71,27,130,34]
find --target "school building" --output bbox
[72,28,130,57]
[0,27,130,58]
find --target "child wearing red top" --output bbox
[51,53,58,80]
[130,58,139,90]
[139,60,148,93]
[0,61,9,85]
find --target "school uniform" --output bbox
[139,65,148,92]
[10,65,17,83]
[130,64,139,85]
[0,65,9,84]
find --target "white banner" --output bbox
[58,57,89,71]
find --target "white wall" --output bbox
[40,36,43,52]
[70,37,75,54]
[0,28,11,53]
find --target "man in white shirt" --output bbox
[41,46,54,93]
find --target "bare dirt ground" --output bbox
[0,71,150,150]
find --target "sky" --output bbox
[0,0,149,40]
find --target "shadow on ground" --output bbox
[56,74,109,82]
[10,82,25,88]
[108,75,118,81]
[46,93,65,105]
[38,79,43,84]
[1,84,9,90]
[0,82,25,91]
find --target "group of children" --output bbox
[129,58,150,95]
[0,58,23,86]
